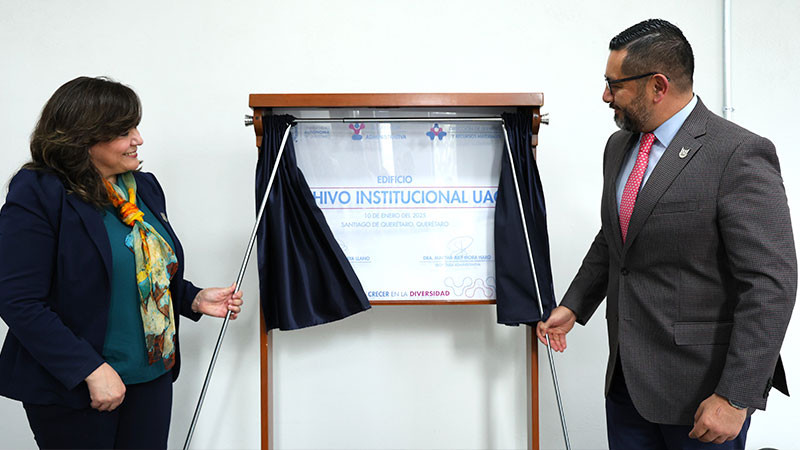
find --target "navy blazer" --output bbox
[0,169,202,408]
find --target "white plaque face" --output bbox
[291,110,504,302]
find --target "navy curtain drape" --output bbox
[494,110,556,325]
[255,115,371,331]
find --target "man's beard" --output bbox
[612,90,651,132]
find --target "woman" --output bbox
[0,76,243,449]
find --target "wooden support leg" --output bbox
[527,326,540,450]
[260,311,273,450]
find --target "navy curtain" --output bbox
[494,110,556,325]
[255,115,371,331]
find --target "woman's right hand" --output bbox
[85,362,126,411]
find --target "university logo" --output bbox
[426,123,447,141]
[349,123,365,141]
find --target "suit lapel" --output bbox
[622,100,710,252]
[66,195,113,282]
[606,132,638,254]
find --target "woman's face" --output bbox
[88,128,143,181]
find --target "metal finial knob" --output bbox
[244,114,254,126]
[540,113,550,125]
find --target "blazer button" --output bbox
[621,268,629,276]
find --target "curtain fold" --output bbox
[494,110,556,325]
[256,115,371,331]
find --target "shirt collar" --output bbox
[650,94,697,148]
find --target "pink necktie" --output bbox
[619,132,655,242]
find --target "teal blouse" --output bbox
[101,177,177,384]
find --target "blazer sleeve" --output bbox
[714,135,797,409]
[559,134,616,325]
[560,228,611,325]
[177,280,203,322]
[0,172,105,389]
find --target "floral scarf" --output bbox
[103,172,178,369]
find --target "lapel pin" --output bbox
[160,212,169,223]
[679,147,691,159]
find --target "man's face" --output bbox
[603,50,652,133]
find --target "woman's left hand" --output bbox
[191,283,244,319]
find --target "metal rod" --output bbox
[723,0,734,120]
[183,124,294,450]
[544,333,570,449]
[501,123,571,450]
[292,117,504,124]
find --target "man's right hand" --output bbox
[85,362,126,411]
[536,306,577,352]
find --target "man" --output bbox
[537,19,796,449]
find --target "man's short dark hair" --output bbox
[610,19,694,92]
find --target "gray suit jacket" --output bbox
[561,98,796,425]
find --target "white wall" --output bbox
[0,1,797,449]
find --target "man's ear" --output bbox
[652,74,670,103]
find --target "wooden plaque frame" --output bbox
[249,93,544,450]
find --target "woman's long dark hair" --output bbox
[25,76,141,208]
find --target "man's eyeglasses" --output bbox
[605,72,669,93]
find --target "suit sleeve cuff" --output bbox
[181,281,203,322]
[64,355,105,391]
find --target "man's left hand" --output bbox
[688,393,747,444]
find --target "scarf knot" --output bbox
[104,183,145,226]
[117,200,144,226]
